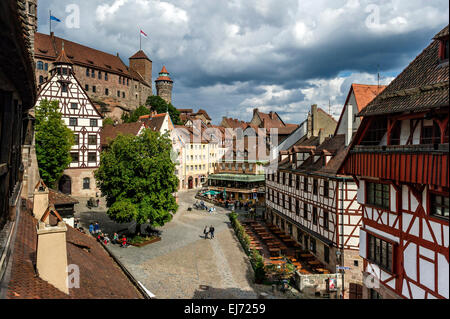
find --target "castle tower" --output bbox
[129,50,153,88]
[155,66,173,104]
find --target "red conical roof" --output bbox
[54,46,73,65]
[160,66,169,73]
[156,65,172,82]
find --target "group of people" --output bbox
[88,221,128,247]
[203,225,215,239]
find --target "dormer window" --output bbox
[439,38,449,61]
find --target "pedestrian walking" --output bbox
[89,223,94,234]
[203,226,209,239]
[209,226,215,239]
[94,221,100,234]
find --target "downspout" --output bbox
[340,180,345,299]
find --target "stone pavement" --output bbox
[74,190,304,299]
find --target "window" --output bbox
[303,176,308,192]
[105,88,109,95]
[83,178,90,189]
[289,173,293,187]
[88,135,97,145]
[282,194,285,209]
[312,207,318,225]
[313,179,318,195]
[92,86,96,93]
[105,72,108,81]
[69,118,77,126]
[430,193,449,219]
[324,180,329,197]
[303,203,308,219]
[367,233,393,272]
[62,68,68,75]
[117,91,121,97]
[310,238,316,254]
[367,182,390,209]
[44,63,48,71]
[127,78,129,86]
[119,77,122,84]
[88,152,97,163]
[39,76,44,84]
[98,71,102,79]
[70,103,78,109]
[361,119,387,146]
[70,152,79,163]
[354,260,359,267]
[91,69,95,77]
[296,175,300,190]
[297,229,303,243]
[85,84,89,91]
[37,61,44,70]
[324,246,330,263]
[295,199,300,216]
[323,211,329,230]
[421,122,441,145]
[61,83,68,93]
[288,196,292,211]
[86,68,90,77]
[288,223,293,236]
[122,92,125,98]
[90,119,98,127]
[74,134,79,145]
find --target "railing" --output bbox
[352,143,449,154]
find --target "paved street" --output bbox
[75,191,303,299]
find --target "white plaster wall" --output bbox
[357,179,365,204]
[404,243,417,281]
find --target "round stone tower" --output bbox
[155,66,173,104]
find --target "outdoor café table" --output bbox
[300,253,314,259]
[268,248,281,256]
[308,260,321,266]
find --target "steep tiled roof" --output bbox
[34,33,150,86]
[141,114,167,132]
[352,84,387,112]
[433,25,449,39]
[129,50,151,61]
[54,47,73,65]
[222,117,249,129]
[100,122,144,146]
[359,26,449,117]
[6,210,144,299]
[48,189,79,206]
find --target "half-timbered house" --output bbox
[265,87,385,298]
[341,25,449,299]
[35,46,103,197]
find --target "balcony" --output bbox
[344,144,449,187]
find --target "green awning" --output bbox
[208,174,266,183]
[202,190,222,196]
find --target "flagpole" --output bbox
[49,9,52,34]
[140,29,142,51]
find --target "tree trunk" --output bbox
[135,223,141,236]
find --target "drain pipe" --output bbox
[340,180,345,299]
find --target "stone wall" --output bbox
[156,80,173,104]
[63,168,100,198]
[294,272,343,298]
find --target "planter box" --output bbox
[129,236,161,247]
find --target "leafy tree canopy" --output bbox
[35,99,74,187]
[121,105,151,123]
[103,117,115,126]
[146,95,182,125]
[95,129,179,233]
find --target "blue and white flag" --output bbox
[50,15,61,22]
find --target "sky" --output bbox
[38,0,449,125]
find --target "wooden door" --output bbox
[349,283,363,299]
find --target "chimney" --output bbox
[306,112,312,138]
[311,104,318,136]
[33,180,49,221]
[346,104,353,146]
[270,112,275,120]
[36,206,69,294]
[319,128,325,144]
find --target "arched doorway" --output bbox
[188,177,194,189]
[59,175,72,194]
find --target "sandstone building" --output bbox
[34,32,153,121]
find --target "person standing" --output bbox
[203,226,209,239]
[94,221,100,234]
[209,226,215,239]
[89,223,94,234]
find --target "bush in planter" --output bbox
[250,249,266,284]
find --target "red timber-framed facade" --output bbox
[36,47,103,197]
[265,83,388,299]
[341,25,449,299]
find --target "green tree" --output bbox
[146,95,182,125]
[95,129,179,235]
[121,105,151,123]
[35,99,75,187]
[103,117,115,126]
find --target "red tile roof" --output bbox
[100,122,144,146]
[129,50,151,61]
[48,189,79,206]
[6,210,144,299]
[54,47,73,65]
[351,84,387,112]
[34,33,150,86]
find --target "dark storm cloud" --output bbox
[38,0,449,123]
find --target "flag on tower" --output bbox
[50,15,61,22]
[140,30,148,37]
